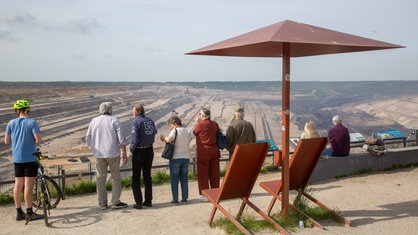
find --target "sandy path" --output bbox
[1,167,418,235]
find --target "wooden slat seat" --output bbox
[260,137,351,229]
[202,142,289,235]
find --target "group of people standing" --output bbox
[5,98,350,222]
[5,99,257,220]
[86,104,258,208]
[160,107,256,202]
[85,103,258,208]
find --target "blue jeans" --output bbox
[169,158,189,202]
[323,148,332,156]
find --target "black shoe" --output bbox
[16,213,26,221]
[133,204,142,209]
[112,202,128,209]
[143,201,152,207]
[170,200,179,205]
[26,213,44,221]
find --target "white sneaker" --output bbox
[199,195,208,202]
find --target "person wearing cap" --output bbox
[4,100,44,221]
[225,107,256,159]
[130,104,157,209]
[193,107,220,201]
[86,102,128,210]
[325,115,350,157]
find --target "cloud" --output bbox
[64,17,102,35]
[0,11,40,27]
[0,11,103,41]
[0,11,43,42]
[0,26,16,42]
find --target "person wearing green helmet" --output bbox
[4,99,44,222]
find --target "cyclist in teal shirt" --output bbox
[4,100,44,222]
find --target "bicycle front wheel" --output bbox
[40,181,49,226]
[32,175,62,209]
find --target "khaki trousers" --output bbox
[96,157,121,206]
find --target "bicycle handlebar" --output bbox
[33,148,49,160]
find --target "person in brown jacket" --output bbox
[225,107,256,160]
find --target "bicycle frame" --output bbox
[27,149,64,226]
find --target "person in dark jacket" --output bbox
[130,104,157,209]
[225,107,256,159]
[326,115,350,157]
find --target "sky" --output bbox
[0,0,417,82]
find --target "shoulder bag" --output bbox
[217,129,227,150]
[162,129,177,160]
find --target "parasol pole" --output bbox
[281,42,290,217]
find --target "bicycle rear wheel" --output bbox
[32,175,63,209]
[40,181,49,226]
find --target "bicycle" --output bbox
[26,149,65,226]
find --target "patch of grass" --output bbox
[212,216,276,235]
[220,168,227,177]
[352,168,374,176]
[383,163,418,171]
[260,165,279,174]
[152,171,170,185]
[335,167,374,179]
[121,176,133,189]
[0,194,14,205]
[188,172,198,181]
[65,180,96,196]
[335,162,418,179]
[211,191,340,234]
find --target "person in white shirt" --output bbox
[86,102,128,210]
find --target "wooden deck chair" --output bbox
[259,137,351,229]
[202,142,289,235]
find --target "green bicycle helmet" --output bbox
[13,99,30,110]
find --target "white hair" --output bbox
[332,115,342,124]
[100,102,113,115]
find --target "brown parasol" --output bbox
[186,19,404,217]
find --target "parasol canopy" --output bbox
[187,20,403,57]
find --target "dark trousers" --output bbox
[132,147,154,205]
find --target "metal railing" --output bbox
[0,151,276,196]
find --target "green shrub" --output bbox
[0,194,14,205]
[64,181,96,196]
[152,171,170,185]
